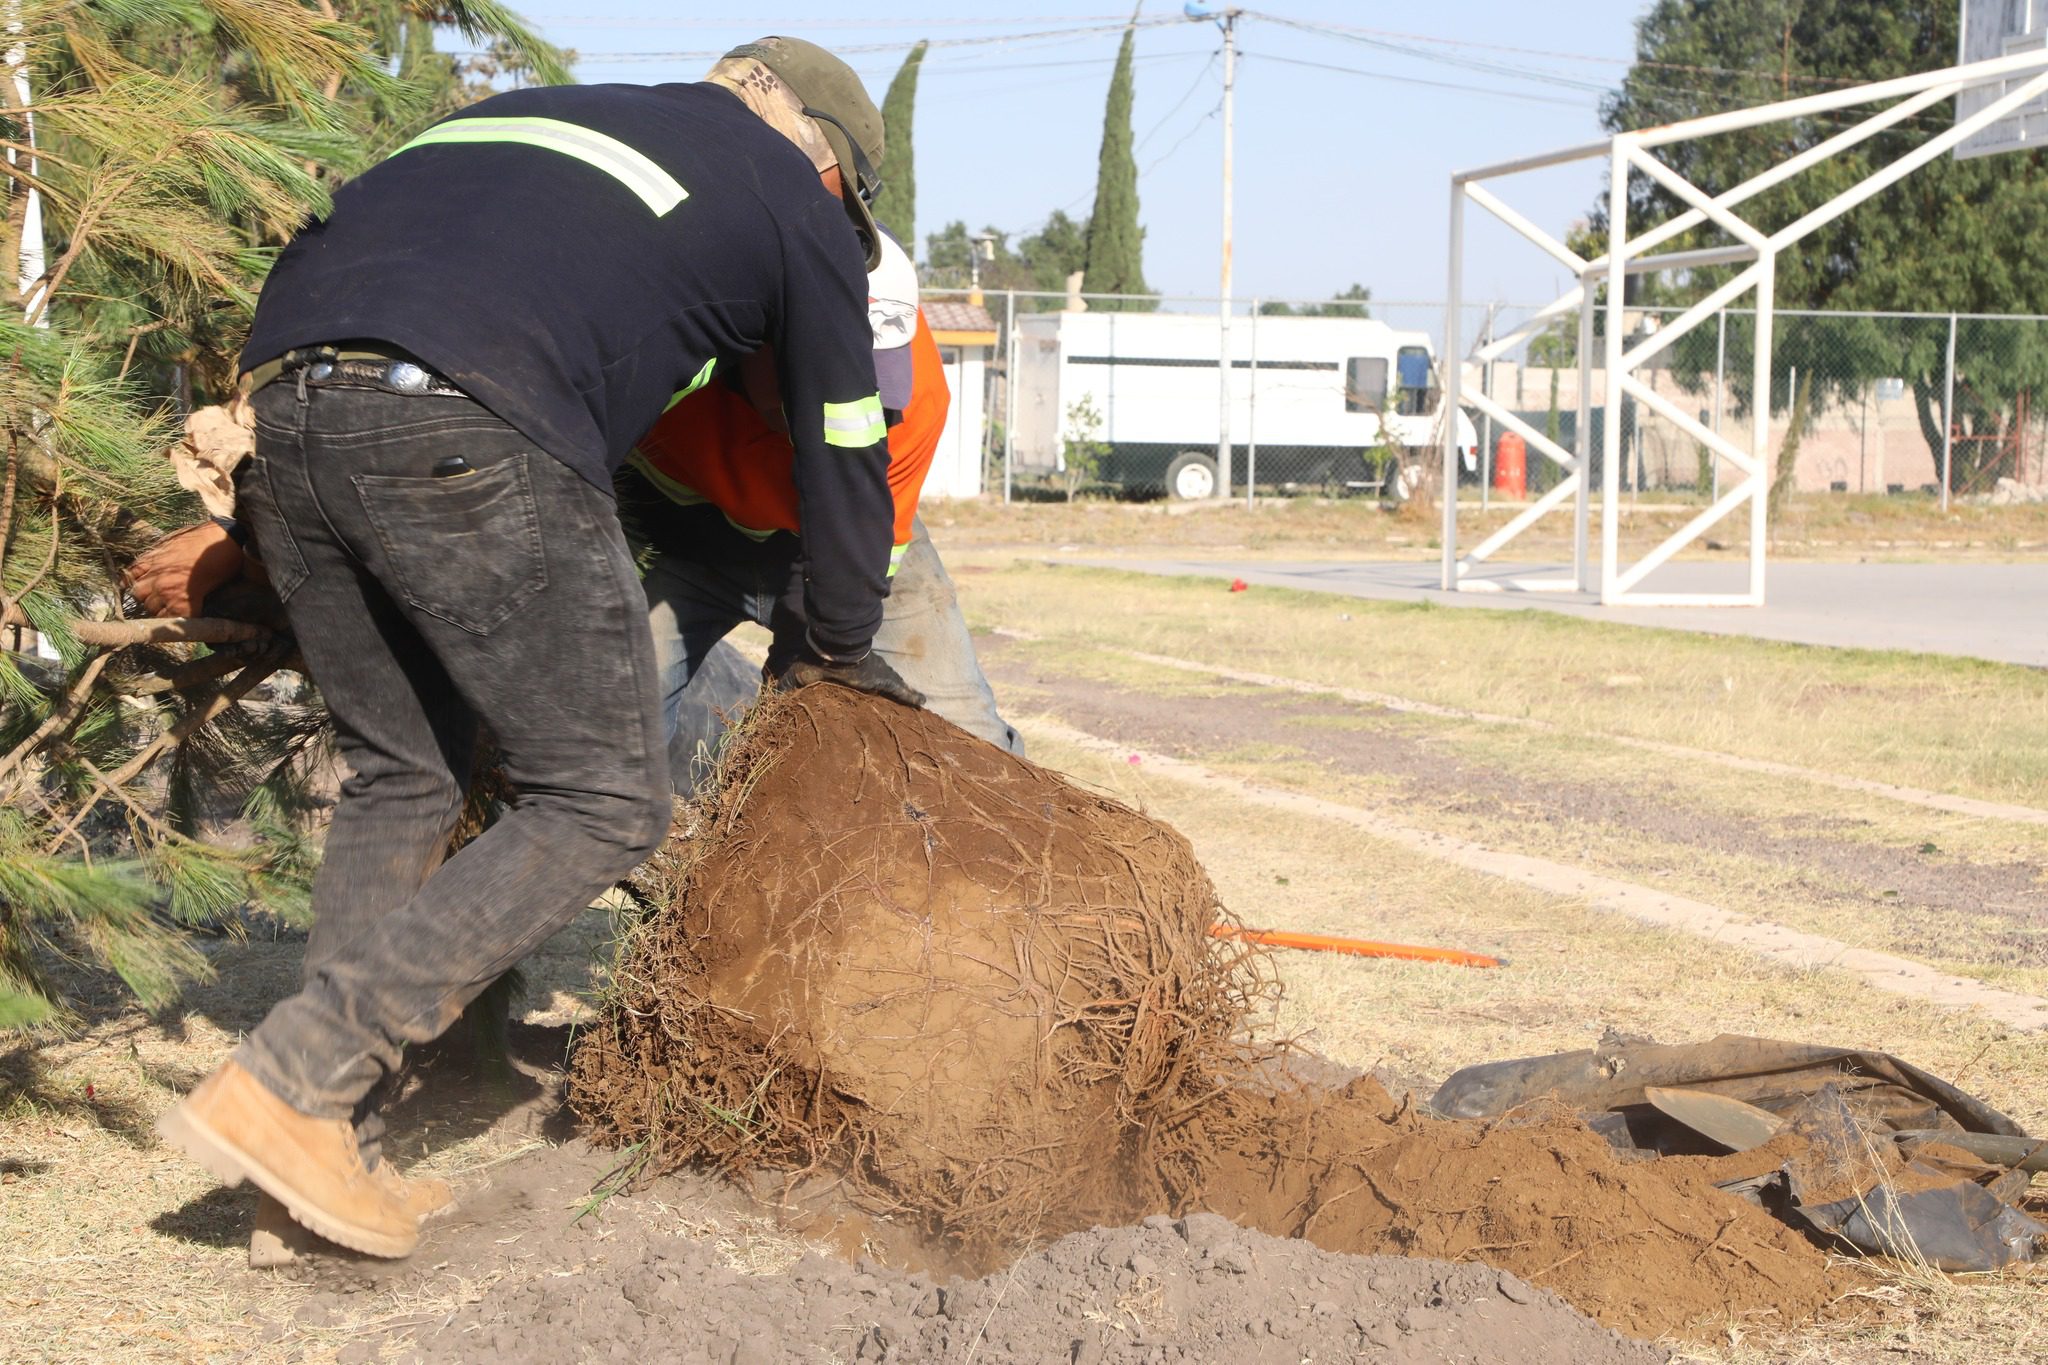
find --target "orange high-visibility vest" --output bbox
[629,309,949,575]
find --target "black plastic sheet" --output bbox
[1429,1034,2043,1273]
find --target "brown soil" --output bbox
[571,689,1848,1342]
[1190,1080,1843,1340]
[341,1147,1670,1365]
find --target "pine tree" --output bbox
[1081,23,1150,311]
[872,41,925,249]
[0,0,565,1031]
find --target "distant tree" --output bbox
[1601,0,2048,489]
[872,41,926,248]
[925,212,1094,309]
[1019,211,1090,293]
[1260,284,1372,317]
[1080,21,1151,309]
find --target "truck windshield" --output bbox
[1345,356,1388,413]
[1395,347,1433,416]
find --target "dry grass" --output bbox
[924,490,2048,562]
[1023,726,2048,1364]
[957,558,2048,804]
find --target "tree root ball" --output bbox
[569,689,1846,1341]
[568,687,1281,1264]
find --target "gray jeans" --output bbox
[647,518,1022,792]
[234,380,670,1127]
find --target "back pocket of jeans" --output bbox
[353,455,547,635]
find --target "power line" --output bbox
[1242,10,1883,92]
[1137,48,1220,151]
[535,16,1186,65]
[519,13,1143,29]
[1140,97,1223,177]
[1241,51,1596,110]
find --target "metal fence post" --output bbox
[1479,304,1492,510]
[1711,310,1726,502]
[1246,299,1259,508]
[1003,289,1016,505]
[1941,311,1956,511]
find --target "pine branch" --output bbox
[39,638,292,855]
[0,651,111,789]
[112,648,249,697]
[69,616,270,646]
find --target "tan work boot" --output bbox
[156,1059,418,1260]
[249,1164,454,1267]
[372,1161,456,1222]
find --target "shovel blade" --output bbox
[1644,1086,1786,1153]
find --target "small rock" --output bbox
[1496,1272,1534,1305]
[1128,1252,1159,1277]
[1209,1245,1252,1275]
[1140,1214,1177,1233]
[913,1288,942,1319]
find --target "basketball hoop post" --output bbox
[1441,39,2048,607]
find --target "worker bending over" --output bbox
[145,38,905,1261]
[630,218,1020,781]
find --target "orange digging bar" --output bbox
[1210,925,1507,969]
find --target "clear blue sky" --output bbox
[496,3,1654,307]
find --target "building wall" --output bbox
[924,346,987,498]
[1466,361,1947,493]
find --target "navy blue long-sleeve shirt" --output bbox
[242,82,892,658]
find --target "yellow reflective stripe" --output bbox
[663,357,718,412]
[886,541,909,579]
[821,394,886,448]
[626,452,781,540]
[393,117,688,216]
[626,451,707,506]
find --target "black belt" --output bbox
[244,345,467,399]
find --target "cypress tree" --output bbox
[873,42,927,249]
[1081,23,1150,310]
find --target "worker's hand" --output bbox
[122,521,244,618]
[770,648,926,709]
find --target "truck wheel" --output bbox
[1164,451,1218,501]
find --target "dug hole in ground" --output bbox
[426,685,1849,1363]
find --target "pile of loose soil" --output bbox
[1192,1079,1842,1338]
[570,690,1843,1340]
[382,1181,1667,1365]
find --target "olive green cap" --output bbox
[724,36,885,269]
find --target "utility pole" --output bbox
[1189,3,1242,500]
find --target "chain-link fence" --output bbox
[920,289,2048,508]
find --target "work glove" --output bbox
[770,648,926,710]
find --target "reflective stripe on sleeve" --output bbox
[887,541,908,579]
[821,394,887,449]
[392,117,688,216]
[626,453,781,541]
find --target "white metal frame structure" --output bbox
[1440,45,2048,606]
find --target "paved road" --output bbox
[1081,558,2048,667]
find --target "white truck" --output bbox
[1011,310,1479,500]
